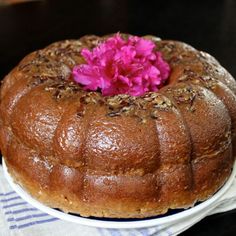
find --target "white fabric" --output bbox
[0,165,236,236]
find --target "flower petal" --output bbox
[72,34,170,96]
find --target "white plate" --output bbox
[3,158,236,229]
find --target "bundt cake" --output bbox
[0,34,236,218]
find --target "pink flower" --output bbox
[73,34,170,96]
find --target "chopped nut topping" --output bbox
[44,81,82,99]
[105,92,173,121]
[151,110,159,119]
[79,35,102,49]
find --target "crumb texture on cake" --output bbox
[0,34,236,218]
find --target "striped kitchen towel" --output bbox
[1,165,236,236]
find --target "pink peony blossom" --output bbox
[73,34,170,96]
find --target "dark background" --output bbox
[0,0,236,235]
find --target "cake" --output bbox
[0,34,235,218]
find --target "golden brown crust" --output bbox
[0,34,235,218]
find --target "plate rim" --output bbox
[2,158,236,229]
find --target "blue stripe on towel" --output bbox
[17,217,58,229]
[3,201,28,209]
[9,225,17,230]
[1,196,21,202]
[7,213,49,222]
[5,207,38,215]
[9,217,59,230]
[0,191,16,196]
